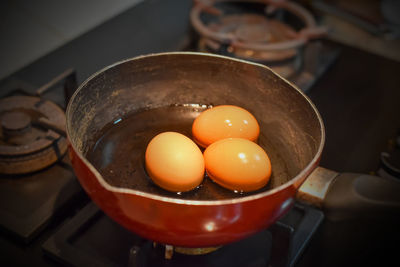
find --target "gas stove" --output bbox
[42,202,322,267]
[1,0,400,267]
[0,68,323,267]
[186,0,339,92]
[0,71,83,243]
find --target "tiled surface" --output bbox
[0,0,143,80]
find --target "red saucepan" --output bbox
[66,52,400,248]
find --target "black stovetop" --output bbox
[41,202,323,267]
[1,0,400,266]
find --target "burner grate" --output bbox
[0,69,82,242]
[0,155,83,243]
[188,0,340,93]
[43,202,323,267]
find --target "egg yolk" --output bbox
[192,105,260,148]
[145,132,205,192]
[203,138,271,192]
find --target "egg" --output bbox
[192,105,260,148]
[203,138,271,192]
[145,132,205,192]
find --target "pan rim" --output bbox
[66,51,325,206]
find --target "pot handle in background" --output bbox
[297,167,400,221]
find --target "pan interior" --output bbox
[86,104,294,200]
[67,53,323,201]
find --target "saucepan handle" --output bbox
[297,167,400,221]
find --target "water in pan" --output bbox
[86,104,291,200]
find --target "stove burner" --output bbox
[236,22,270,43]
[191,0,327,79]
[198,37,302,78]
[42,202,323,267]
[2,111,31,135]
[201,13,299,62]
[0,96,67,174]
[161,244,221,259]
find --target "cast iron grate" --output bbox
[43,201,323,267]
